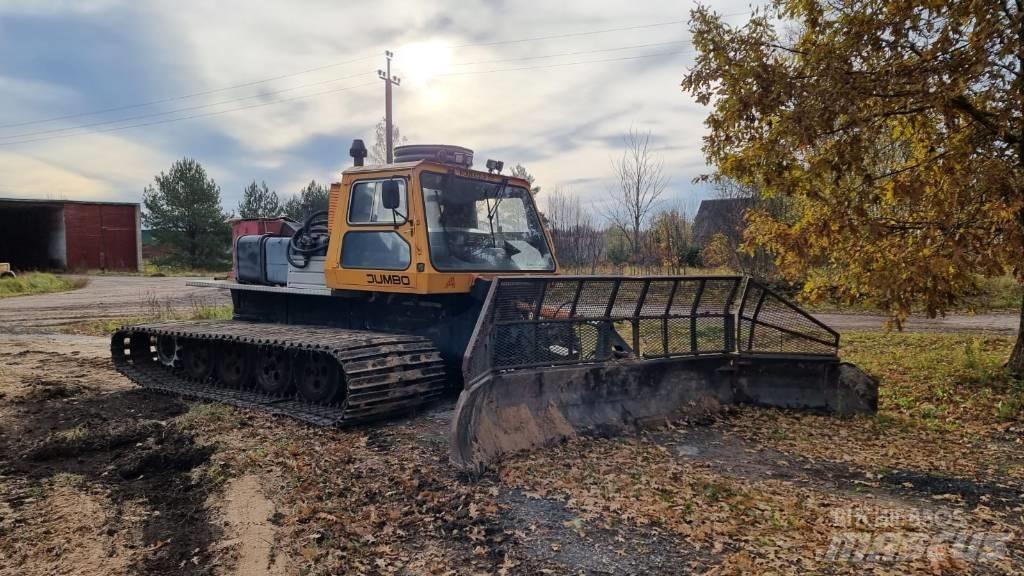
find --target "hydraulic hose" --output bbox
[287,210,330,268]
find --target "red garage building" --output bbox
[0,198,142,272]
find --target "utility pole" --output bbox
[377,51,401,163]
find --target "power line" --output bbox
[435,49,689,78]
[448,10,749,48]
[1,49,689,147]
[0,71,374,142]
[451,18,688,48]
[1,14,748,131]
[1,49,690,146]
[0,54,379,131]
[0,81,378,146]
[4,41,692,143]
[438,40,688,67]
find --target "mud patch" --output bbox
[882,470,1023,509]
[11,377,88,403]
[663,425,1024,512]
[124,428,218,574]
[495,489,709,574]
[114,428,212,480]
[24,420,162,462]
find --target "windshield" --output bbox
[421,171,555,272]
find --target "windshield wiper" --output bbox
[484,177,508,248]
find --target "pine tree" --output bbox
[509,163,541,195]
[143,158,230,269]
[237,180,281,219]
[283,180,329,221]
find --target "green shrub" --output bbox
[0,273,87,298]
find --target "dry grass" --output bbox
[66,295,233,335]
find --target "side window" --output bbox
[341,231,411,270]
[348,180,407,224]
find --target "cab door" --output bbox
[330,177,419,292]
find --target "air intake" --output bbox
[393,144,473,168]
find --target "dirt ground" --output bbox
[1,331,1021,575]
[1,277,1022,574]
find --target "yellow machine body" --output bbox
[323,160,558,295]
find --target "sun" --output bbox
[394,41,454,88]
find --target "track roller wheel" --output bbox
[256,346,292,395]
[217,343,252,388]
[296,351,343,404]
[156,335,182,367]
[181,340,215,381]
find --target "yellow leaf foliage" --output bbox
[682,1,1024,322]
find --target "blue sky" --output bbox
[0,0,752,219]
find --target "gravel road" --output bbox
[0,275,229,332]
[815,311,1019,334]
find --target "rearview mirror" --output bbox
[381,180,401,210]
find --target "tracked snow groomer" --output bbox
[112,142,876,469]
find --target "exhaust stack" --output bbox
[349,139,368,166]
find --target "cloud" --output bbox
[0,75,78,112]
[0,0,753,210]
[0,0,124,16]
[0,131,209,201]
[0,153,108,199]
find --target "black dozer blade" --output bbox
[449,276,877,471]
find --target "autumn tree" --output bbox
[682,2,1024,372]
[703,180,787,279]
[605,128,668,264]
[649,208,693,274]
[143,158,230,269]
[283,180,329,221]
[370,117,408,164]
[701,233,734,270]
[237,180,280,218]
[510,163,542,195]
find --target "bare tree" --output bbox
[370,117,408,164]
[604,128,668,264]
[649,207,693,275]
[545,187,604,273]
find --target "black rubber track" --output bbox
[111,320,448,426]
